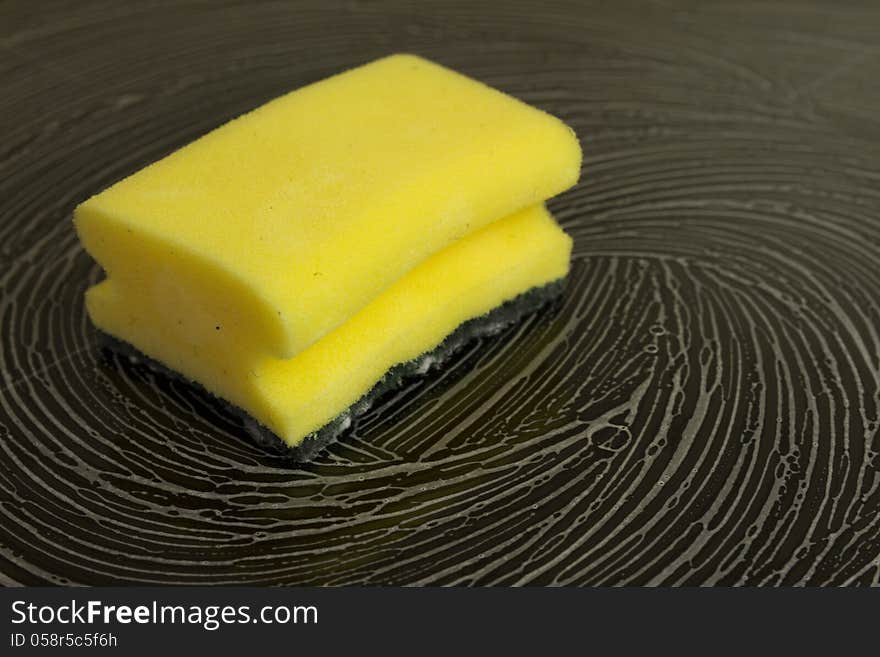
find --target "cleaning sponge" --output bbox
[74,54,581,457]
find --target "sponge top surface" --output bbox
[75,54,581,357]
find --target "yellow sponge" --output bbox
[87,205,571,447]
[74,54,581,359]
[74,54,581,455]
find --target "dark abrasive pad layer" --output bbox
[99,280,565,462]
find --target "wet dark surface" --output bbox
[1,0,879,585]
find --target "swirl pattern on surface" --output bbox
[1,0,879,585]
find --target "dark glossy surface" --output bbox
[1,0,879,585]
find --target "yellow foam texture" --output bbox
[74,54,581,359]
[87,205,571,446]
